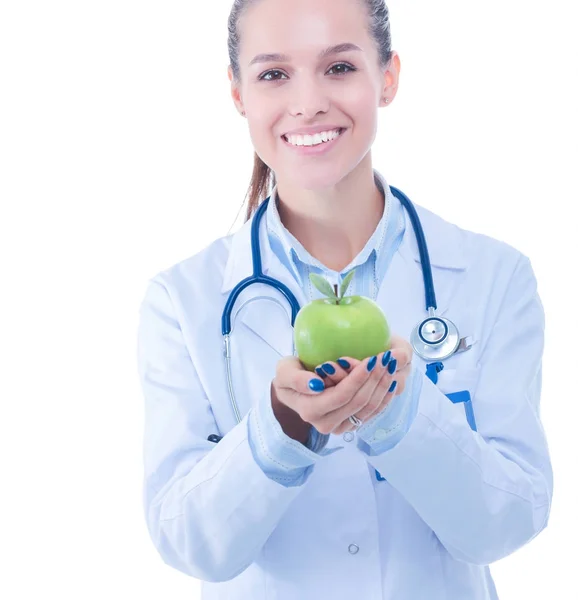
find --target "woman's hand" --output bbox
[271,335,413,436]
[314,335,413,434]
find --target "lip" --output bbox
[281,127,346,156]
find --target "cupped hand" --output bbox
[311,334,413,434]
[272,335,413,436]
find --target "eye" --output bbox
[327,62,357,75]
[259,69,288,82]
[258,62,357,82]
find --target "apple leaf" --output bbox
[340,269,355,298]
[309,272,338,300]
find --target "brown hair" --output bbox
[227,0,393,222]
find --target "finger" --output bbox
[362,359,411,422]
[334,388,394,435]
[311,353,375,416]
[353,376,398,429]
[275,356,327,399]
[389,361,411,396]
[338,352,397,428]
[314,356,361,388]
[317,350,392,431]
[388,335,413,369]
[340,361,412,432]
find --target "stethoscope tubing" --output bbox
[222,185,436,336]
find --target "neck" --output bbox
[274,157,385,272]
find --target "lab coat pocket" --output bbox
[436,366,481,432]
[435,367,480,397]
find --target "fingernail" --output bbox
[381,350,391,367]
[367,355,377,371]
[322,362,335,375]
[387,358,397,374]
[337,358,350,369]
[315,367,327,379]
[309,378,325,392]
[388,380,397,393]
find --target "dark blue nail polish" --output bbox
[387,358,397,374]
[322,362,335,375]
[315,367,327,379]
[388,380,397,393]
[337,358,350,369]
[367,355,377,371]
[309,378,325,392]
[381,350,391,367]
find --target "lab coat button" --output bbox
[348,544,359,554]
[374,428,387,440]
[343,432,354,442]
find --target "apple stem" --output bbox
[334,284,339,304]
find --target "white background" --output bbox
[1,0,576,598]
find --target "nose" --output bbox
[287,73,331,119]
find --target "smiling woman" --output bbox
[227,0,397,226]
[136,1,554,598]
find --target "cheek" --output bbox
[356,105,379,138]
[339,82,379,120]
[246,103,281,146]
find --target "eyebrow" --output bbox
[248,42,362,67]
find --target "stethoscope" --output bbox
[220,186,468,427]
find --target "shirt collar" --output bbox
[220,187,467,295]
[266,168,400,284]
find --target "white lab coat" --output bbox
[137,197,553,600]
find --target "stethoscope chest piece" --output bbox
[410,313,460,361]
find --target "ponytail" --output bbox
[244,152,275,223]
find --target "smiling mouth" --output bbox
[282,127,345,147]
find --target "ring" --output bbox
[348,414,363,429]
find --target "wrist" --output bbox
[271,381,311,445]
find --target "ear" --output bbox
[228,65,245,116]
[379,51,401,108]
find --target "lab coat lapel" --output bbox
[374,248,425,340]
[237,263,306,359]
[375,202,467,340]
[221,210,306,358]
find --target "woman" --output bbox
[137,0,553,598]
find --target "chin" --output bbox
[278,163,353,192]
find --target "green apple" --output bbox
[294,269,391,371]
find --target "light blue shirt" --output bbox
[248,171,423,487]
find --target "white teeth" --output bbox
[285,128,342,147]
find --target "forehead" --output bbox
[239,0,370,61]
